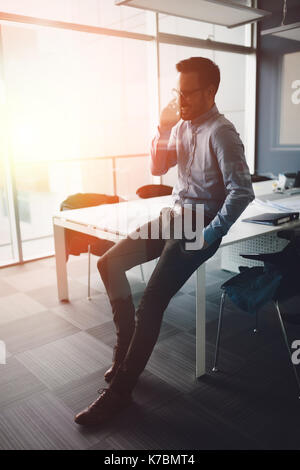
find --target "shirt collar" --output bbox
[188,103,219,129]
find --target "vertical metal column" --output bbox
[0,24,23,264]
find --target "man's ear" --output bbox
[207,84,216,98]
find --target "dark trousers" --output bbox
[97,208,222,394]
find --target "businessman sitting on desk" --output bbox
[74,57,255,425]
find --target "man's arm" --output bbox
[150,98,180,176]
[150,125,178,176]
[203,124,255,245]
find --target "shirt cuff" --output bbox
[157,125,173,140]
[203,226,219,246]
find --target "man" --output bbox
[74,57,255,425]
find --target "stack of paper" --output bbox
[255,196,300,212]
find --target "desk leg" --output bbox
[196,262,206,378]
[53,223,69,302]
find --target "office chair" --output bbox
[136,184,173,199]
[212,262,300,399]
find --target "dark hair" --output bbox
[176,57,220,93]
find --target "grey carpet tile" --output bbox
[189,357,279,420]
[100,406,183,450]
[205,299,226,323]
[87,439,118,450]
[207,268,233,282]
[0,279,18,297]
[132,369,182,413]
[0,260,52,279]
[0,391,103,450]
[250,379,300,449]
[30,256,57,270]
[0,292,47,326]
[146,393,260,450]
[52,294,112,330]
[132,290,145,307]
[1,310,80,355]
[205,302,300,360]
[3,267,58,292]
[86,319,180,350]
[103,424,165,450]
[279,295,300,313]
[205,310,262,345]
[188,348,300,449]
[175,274,196,295]
[245,340,300,388]
[192,277,227,298]
[85,320,117,349]
[204,340,247,376]
[209,324,284,361]
[75,272,107,294]
[146,332,200,394]
[27,279,99,309]
[126,274,148,296]
[0,356,47,411]
[63,254,98,279]
[104,394,256,450]
[52,368,113,415]
[16,331,113,390]
[1,255,299,450]
[192,381,300,450]
[146,332,246,394]
[184,297,226,326]
[163,294,196,331]
[156,321,182,343]
[53,366,180,419]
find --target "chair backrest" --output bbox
[136,184,173,199]
[60,193,123,211]
[60,193,124,259]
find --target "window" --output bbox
[0,0,150,33]
[0,0,256,265]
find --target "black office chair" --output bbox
[212,233,300,399]
[136,184,173,199]
[250,173,272,183]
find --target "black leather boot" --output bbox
[104,296,135,383]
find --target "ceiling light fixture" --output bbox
[261,0,300,42]
[115,0,271,29]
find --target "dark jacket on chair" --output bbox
[60,193,122,261]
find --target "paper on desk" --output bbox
[254,196,300,212]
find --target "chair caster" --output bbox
[253,328,258,334]
[212,367,218,372]
[87,296,92,301]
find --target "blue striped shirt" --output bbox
[150,104,255,245]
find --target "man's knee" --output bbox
[97,251,124,284]
[97,254,109,279]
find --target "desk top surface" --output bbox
[53,181,300,246]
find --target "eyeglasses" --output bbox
[172,87,204,102]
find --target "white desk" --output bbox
[53,181,300,379]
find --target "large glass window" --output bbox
[0,21,154,260]
[0,1,256,266]
[0,0,150,33]
[0,159,15,265]
[1,24,153,160]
